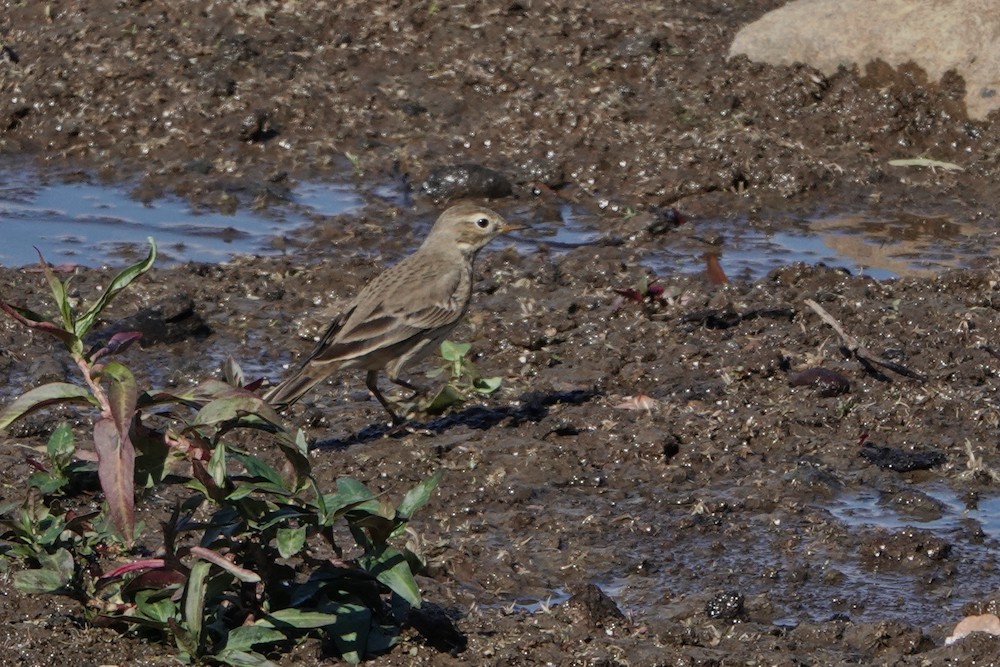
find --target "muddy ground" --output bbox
[5,0,1000,665]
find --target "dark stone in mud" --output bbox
[859,527,952,568]
[421,164,513,201]
[860,444,947,472]
[681,305,796,330]
[567,583,626,627]
[238,109,277,143]
[0,44,19,64]
[647,206,687,235]
[789,366,851,397]
[705,590,746,621]
[85,293,211,349]
[682,307,742,329]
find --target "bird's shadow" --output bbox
[312,388,598,450]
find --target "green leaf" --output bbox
[13,548,74,593]
[326,604,372,665]
[423,384,464,413]
[223,625,287,654]
[362,545,421,607]
[0,382,97,431]
[321,478,382,520]
[396,470,442,520]
[183,559,211,650]
[472,376,502,394]
[193,394,283,427]
[222,356,245,388]
[215,649,281,667]
[258,609,339,630]
[277,526,306,559]
[439,340,470,362]
[207,441,227,489]
[75,238,156,338]
[46,422,75,468]
[135,590,178,625]
[35,248,74,333]
[231,452,288,491]
[93,417,136,545]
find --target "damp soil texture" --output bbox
[5,1,1000,665]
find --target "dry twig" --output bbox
[803,299,927,382]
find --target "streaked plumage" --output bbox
[264,203,517,423]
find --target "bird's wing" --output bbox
[309,262,466,365]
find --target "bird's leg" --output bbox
[389,375,427,399]
[367,370,405,425]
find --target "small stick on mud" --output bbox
[803,299,928,383]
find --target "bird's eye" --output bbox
[475,217,490,229]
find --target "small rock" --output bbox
[567,583,625,626]
[860,444,946,472]
[947,613,1000,645]
[421,164,512,201]
[789,367,851,397]
[729,0,1000,119]
[706,590,745,621]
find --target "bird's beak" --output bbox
[499,221,528,234]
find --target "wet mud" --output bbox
[5,0,1000,665]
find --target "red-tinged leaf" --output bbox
[189,546,262,583]
[612,287,643,303]
[102,361,138,439]
[0,302,78,347]
[107,331,143,355]
[101,558,168,581]
[243,377,265,392]
[126,568,187,590]
[0,382,98,431]
[94,417,136,545]
[190,459,227,502]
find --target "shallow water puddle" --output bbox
[0,168,992,279]
[829,485,1000,539]
[0,169,363,267]
[577,484,1000,630]
[517,204,992,280]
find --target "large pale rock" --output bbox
[729,0,1000,119]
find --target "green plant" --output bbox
[0,242,442,664]
[0,241,156,542]
[420,340,502,414]
[20,421,93,495]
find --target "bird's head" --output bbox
[424,203,523,255]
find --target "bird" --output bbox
[263,203,519,424]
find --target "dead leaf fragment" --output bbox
[614,394,658,411]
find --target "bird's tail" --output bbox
[262,367,328,410]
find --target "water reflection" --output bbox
[0,165,991,279]
[0,169,363,267]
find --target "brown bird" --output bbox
[264,203,518,424]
